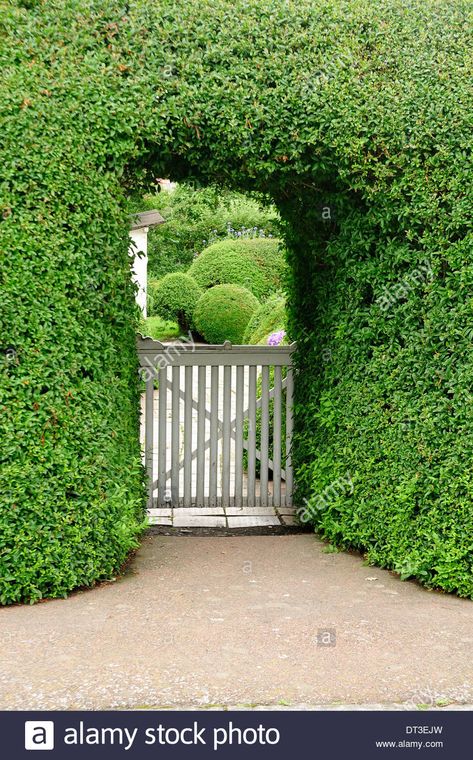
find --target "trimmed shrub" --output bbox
[194,285,259,344]
[243,294,286,344]
[188,238,286,300]
[0,184,146,605]
[148,273,202,332]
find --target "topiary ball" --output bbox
[188,237,286,300]
[194,284,259,344]
[148,273,203,332]
[242,292,286,344]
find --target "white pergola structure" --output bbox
[129,210,165,317]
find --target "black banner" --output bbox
[2,710,470,759]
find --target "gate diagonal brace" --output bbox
[151,375,287,490]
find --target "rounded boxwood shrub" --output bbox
[148,273,202,332]
[188,238,286,300]
[243,293,286,344]
[194,285,259,344]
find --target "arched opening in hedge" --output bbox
[2,0,472,603]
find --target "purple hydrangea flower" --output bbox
[267,330,286,346]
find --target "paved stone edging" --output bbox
[147,505,300,529]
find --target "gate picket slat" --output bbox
[183,365,193,507]
[234,365,244,508]
[222,365,231,507]
[260,365,270,507]
[247,365,257,508]
[171,366,180,504]
[209,365,219,507]
[158,367,167,506]
[196,365,206,505]
[145,374,154,510]
[272,365,282,507]
[285,366,294,507]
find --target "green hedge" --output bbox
[188,238,286,300]
[148,272,202,332]
[0,178,146,604]
[2,0,472,601]
[194,285,259,344]
[243,294,286,344]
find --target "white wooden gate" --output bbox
[137,337,295,510]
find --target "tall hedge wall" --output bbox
[1,0,472,601]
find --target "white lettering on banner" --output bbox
[59,720,281,751]
[144,723,206,745]
[64,723,138,751]
[213,723,280,750]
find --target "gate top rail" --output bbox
[136,336,296,368]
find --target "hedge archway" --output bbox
[1,0,472,603]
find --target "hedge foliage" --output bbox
[148,272,202,332]
[194,285,259,344]
[1,0,472,600]
[188,238,286,301]
[243,294,287,345]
